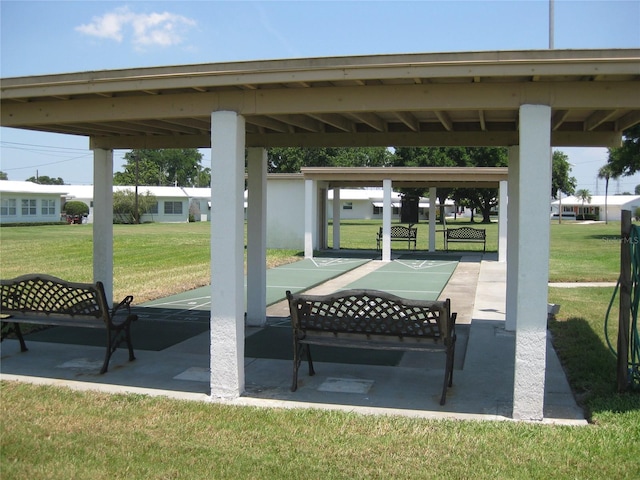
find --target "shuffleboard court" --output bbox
[139,256,370,313]
[266,257,369,304]
[341,258,458,300]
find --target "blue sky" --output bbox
[1,0,639,192]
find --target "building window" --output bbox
[21,199,37,216]
[164,201,183,215]
[41,199,56,216]
[373,205,383,215]
[148,202,159,214]
[1,198,17,216]
[342,202,353,210]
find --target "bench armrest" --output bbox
[111,295,134,317]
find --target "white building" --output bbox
[551,195,640,221]
[327,188,456,221]
[0,181,194,224]
[0,180,66,224]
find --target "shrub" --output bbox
[63,201,89,216]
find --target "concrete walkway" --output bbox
[0,253,586,424]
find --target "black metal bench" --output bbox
[445,227,486,252]
[376,225,417,250]
[0,274,137,374]
[286,289,457,405]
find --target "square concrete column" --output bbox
[210,111,246,399]
[333,188,341,250]
[498,180,508,263]
[92,148,114,305]
[382,179,392,262]
[246,148,267,327]
[304,179,316,258]
[429,187,436,252]
[506,147,519,332]
[512,105,552,421]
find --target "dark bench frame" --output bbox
[376,224,417,250]
[445,227,486,252]
[286,289,457,405]
[1,274,137,374]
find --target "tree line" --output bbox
[4,125,638,224]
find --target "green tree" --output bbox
[392,147,469,223]
[575,188,592,220]
[452,148,508,223]
[552,150,576,199]
[114,149,207,187]
[0,171,8,180]
[606,125,640,176]
[113,190,157,224]
[597,164,619,224]
[266,147,392,173]
[26,175,65,185]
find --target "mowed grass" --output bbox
[0,222,300,303]
[2,219,640,479]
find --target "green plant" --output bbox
[62,200,89,216]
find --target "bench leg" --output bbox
[125,315,137,362]
[440,337,456,405]
[1,322,28,352]
[292,338,302,391]
[306,344,315,377]
[100,318,137,374]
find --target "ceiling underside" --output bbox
[2,49,639,149]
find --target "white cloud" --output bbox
[76,7,196,49]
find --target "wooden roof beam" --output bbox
[584,110,618,131]
[435,111,453,131]
[307,113,354,132]
[394,112,419,132]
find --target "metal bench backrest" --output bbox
[0,274,109,323]
[447,227,485,239]
[288,289,451,341]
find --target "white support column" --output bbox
[333,188,341,250]
[210,111,245,399]
[304,179,316,258]
[498,180,508,262]
[382,179,392,262]
[429,187,436,252]
[246,148,267,327]
[92,148,114,305]
[506,147,519,332]
[512,105,552,421]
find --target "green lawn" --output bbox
[1,220,640,479]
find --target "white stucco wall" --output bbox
[266,178,305,249]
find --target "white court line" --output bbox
[267,285,308,290]
[365,270,453,276]
[309,258,367,267]
[393,260,458,270]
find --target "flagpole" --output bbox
[549,0,555,49]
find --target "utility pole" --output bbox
[549,0,555,49]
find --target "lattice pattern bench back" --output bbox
[447,227,485,240]
[288,289,450,340]
[389,225,417,238]
[1,274,107,319]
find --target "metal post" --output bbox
[618,210,631,392]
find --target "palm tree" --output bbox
[575,188,592,220]
[598,164,619,224]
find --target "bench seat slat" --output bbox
[300,334,446,352]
